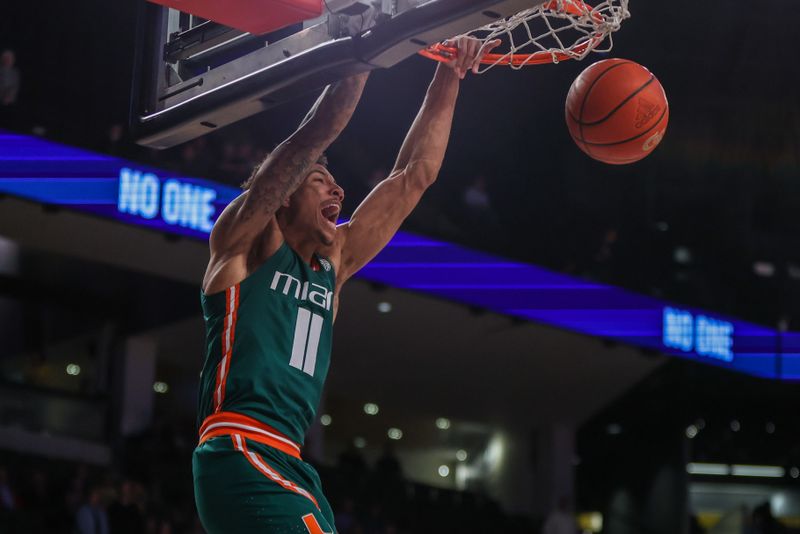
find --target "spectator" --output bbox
[75,485,109,534]
[65,464,90,515]
[107,479,145,534]
[338,441,368,488]
[375,442,403,482]
[0,465,16,531]
[0,466,15,510]
[0,49,20,106]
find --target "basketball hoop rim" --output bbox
[418,0,615,67]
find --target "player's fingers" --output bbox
[455,37,470,78]
[473,39,501,73]
[462,38,479,77]
[478,39,502,59]
[461,37,477,76]
[486,38,502,54]
[470,39,486,73]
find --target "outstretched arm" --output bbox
[210,72,368,255]
[334,37,498,284]
[203,72,368,293]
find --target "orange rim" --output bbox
[419,0,606,66]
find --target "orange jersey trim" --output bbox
[199,411,302,459]
[213,284,240,412]
[302,513,332,534]
[230,433,319,509]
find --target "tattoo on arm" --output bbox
[237,72,369,224]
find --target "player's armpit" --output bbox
[334,165,432,285]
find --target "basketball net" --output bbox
[419,0,630,72]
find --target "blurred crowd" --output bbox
[0,461,197,534]
[0,440,530,534]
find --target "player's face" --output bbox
[290,164,344,246]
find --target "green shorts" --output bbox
[193,433,335,533]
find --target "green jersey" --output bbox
[198,242,336,445]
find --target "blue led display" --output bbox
[0,132,238,239]
[0,130,794,380]
[663,307,734,362]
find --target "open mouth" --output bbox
[321,202,341,227]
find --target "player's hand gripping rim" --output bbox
[440,36,503,79]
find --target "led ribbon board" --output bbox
[0,131,795,380]
[0,132,238,239]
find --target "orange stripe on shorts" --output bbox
[230,433,319,509]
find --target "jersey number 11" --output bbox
[289,308,323,377]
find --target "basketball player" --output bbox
[193,36,500,533]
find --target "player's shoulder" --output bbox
[204,220,284,294]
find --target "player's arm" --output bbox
[210,72,368,255]
[333,37,498,284]
[203,73,368,292]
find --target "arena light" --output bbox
[354,437,366,449]
[320,414,332,426]
[153,381,169,394]
[577,512,603,533]
[674,246,692,264]
[387,428,403,440]
[685,425,698,439]
[790,467,799,479]
[363,403,379,415]
[438,465,450,477]
[753,261,775,278]
[377,302,392,313]
[687,463,730,476]
[731,465,785,478]
[456,450,468,462]
[66,363,81,376]
[435,417,451,430]
[730,420,741,432]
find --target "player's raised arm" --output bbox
[333,37,499,284]
[209,73,369,258]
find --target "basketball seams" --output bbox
[575,60,633,155]
[574,75,655,127]
[579,105,667,147]
[566,58,668,163]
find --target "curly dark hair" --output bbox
[240,152,329,190]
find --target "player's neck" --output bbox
[281,229,317,265]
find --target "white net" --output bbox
[426,0,630,72]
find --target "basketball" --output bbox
[565,58,669,165]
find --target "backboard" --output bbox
[130,0,542,149]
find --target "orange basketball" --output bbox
[565,58,669,165]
